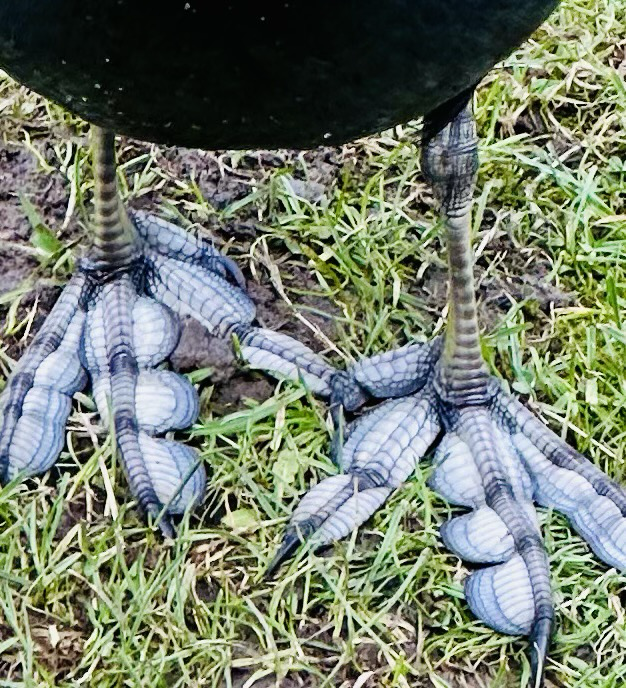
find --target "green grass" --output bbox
[1,0,626,686]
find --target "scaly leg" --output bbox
[0,128,258,534]
[0,125,355,532]
[257,97,626,687]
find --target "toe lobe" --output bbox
[1,275,88,481]
[465,554,535,635]
[441,506,515,563]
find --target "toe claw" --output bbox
[265,530,305,578]
[143,501,177,539]
[329,402,346,467]
[530,614,552,688]
[156,513,177,540]
[218,254,247,291]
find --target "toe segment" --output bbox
[134,210,246,291]
[341,391,441,479]
[349,338,443,400]
[440,506,515,564]
[238,327,336,396]
[83,273,205,528]
[94,369,198,435]
[494,388,626,571]
[131,296,181,366]
[268,389,440,572]
[465,554,535,634]
[146,254,255,338]
[0,274,88,482]
[133,210,246,287]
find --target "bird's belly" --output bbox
[0,0,558,149]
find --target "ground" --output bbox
[0,1,625,686]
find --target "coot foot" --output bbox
[259,99,626,688]
[0,128,258,534]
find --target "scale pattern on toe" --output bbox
[0,211,265,532]
[349,339,443,400]
[0,274,88,481]
[146,254,255,338]
[465,553,535,635]
[492,388,626,571]
[134,211,247,290]
[239,327,336,396]
[82,274,205,525]
[133,211,223,264]
[268,389,441,572]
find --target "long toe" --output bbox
[133,210,247,289]
[268,388,440,573]
[347,338,443,400]
[238,327,337,397]
[82,270,205,529]
[430,405,553,686]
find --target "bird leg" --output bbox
[261,100,626,687]
[0,127,258,533]
[0,125,370,531]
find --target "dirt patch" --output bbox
[169,317,275,414]
[0,139,78,360]
[209,373,275,416]
[170,317,236,377]
[0,609,85,681]
[0,144,74,289]
[126,143,341,251]
[419,227,574,338]
[249,269,339,352]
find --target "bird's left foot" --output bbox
[264,339,626,680]
[255,95,626,685]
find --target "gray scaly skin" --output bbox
[0,127,254,532]
[0,127,352,532]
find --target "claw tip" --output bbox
[529,615,552,688]
[264,531,302,579]
[145,503,177,540]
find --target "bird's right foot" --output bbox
[0,210,256,534]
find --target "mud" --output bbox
[0,144,69,319]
